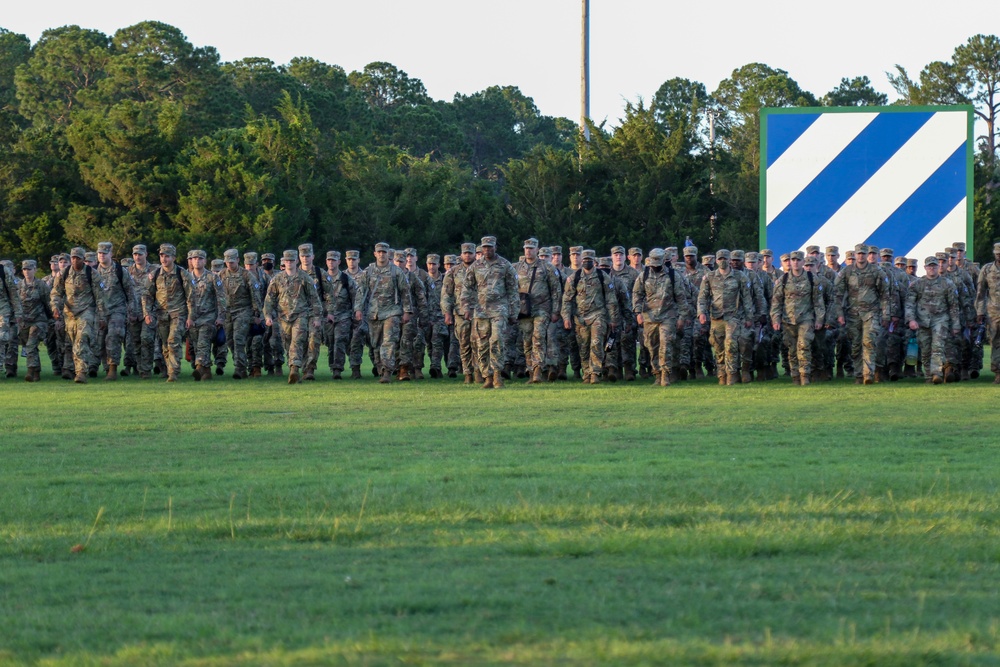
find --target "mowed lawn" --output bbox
[2,365,1000,666]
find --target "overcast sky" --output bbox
[4,0,990,126]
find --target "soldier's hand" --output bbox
[326,314,335,323]
[354,311,362,322]
[772,322,781,332]
[186,319,193,329]
[144,314,153,326]
[216,318,224,327]
[953,329,961,336]
[609,323,618,332]
[837,316,845,326]
[563,318,572,330]
[550,313,559,323]
[464,311,473,320]
[698,313,707,325]
[403,313,411,324]
[909,321,919,331]
[98,320,107,331]
[444,313,453,326]
[265,317,273,327]
[636,313,644,326]
[891,316,899,324]
[254,317,261,325]
[676,318,684,332]
[814,322,822,331]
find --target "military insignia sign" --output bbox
[761,106,974,261]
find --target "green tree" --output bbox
[822,76,888,107]
[348,62,430,112]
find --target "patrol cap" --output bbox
[404,247,417,257]
[789,251,805,260]
[854,243,868,254]
[906,258,918,267]
[159,243,177,257]
[261,253,276,261]
[523,238,539,249]
[761,249,774,257]
[953,241,967,251]
[480,236,496,247]
[925,256,939,266]
[391,250,404,261]
[132,244,147,255]
[223,249,239,262]
[97,241,113,253]
[993,242,1000,253]
[443,254,457,265]
[702,255,714,264]
[211,259,225,271]
[244,252,258,264]
[947,248,958,257]
[845,250,855,260]
[628,247,643,256]
[345,250,359,260]
[716,249,730,260]
[59,253,71,262]
[935,251,948,260]
[121,258,134,268]
[746,251,759,262]
[648,248,665,266]
[779,253,791,262]
[550,245,563,255]
[21,259,37,271]
[84,251,97,263]
[581,249,596,259]
[598,256,612,268]
[730,249,744,260]
[611,245,626,255]
[50,255,61,264]
[326,250,341,261]
[867,245,880,254]
[803,256,817,267]
[805,245,820,254]
[476,245,483,254]
[298,243,314,257]
[665,246,678,256]
[683,245,698,256]
[374,242,390,252]
[894,256,906,266]
[539,247,552,257]
[282,249,298,262]
[460,242,476,254]
[569,246,583,255]
[426,254,440,264]
[187,249,206,260]
[880,248,894,257]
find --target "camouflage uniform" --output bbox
[833,246,891,384]
[632,249,691,386]
[0,263,23,377]
[187,251,228,377]
[770,253,826,384]
[975,244,1000,378]
[395,252,428,380]
[298,244,330,381]
[683,251,712,377]
[609,247,640,380]
[263,251,323,381]
[906,257,960,382]
[51,249,104,382]
[142,245,194,382]
[125,247,160,378]
[0,260,19,376]
[16,262,50,381]
[513,240,561,383]
[561,251,621,383]
[697,251,752,385]
[422,256,449,378]
[544,249,568,379]
[355,244,413,380]
[257,257,281,373]
[94,243,139,378]
[346,253,375,377]
[42,257,64,376]
[461,237,519,385]
[731,250,767,383]
[441,245,477,381]
[323,261,357,378]
[218,250,264,379]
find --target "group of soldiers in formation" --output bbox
[1,235,999,387]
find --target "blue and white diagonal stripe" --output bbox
[763,108,971,262]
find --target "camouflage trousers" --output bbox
[518,314,549,372]
[281,316,311,369]
[608,318,637,373]
[573,316,608,378]
[917,318,951,378]
[413,319,427,371]
[425,320,449,374]
[782,321,816,378]
[98,310,127,367]
[324,318,352,372]
[46,320,64,374]
[189,322,217,367]
[157,312,187,379]
[264,320,284,368]
[885,322,905,371]
[349,317,372,369]
[452,315,475,375]
[304,317,323,373]
[0,314,13,362]
[474,316,508,376]
[370,315,401,373]
[559,325,581,372]
[446,324,461,372]
[544,318,562,370]
[847,313,882,380]
[399,314,419,369]
[213,331,228,370]
[988,318,1000,372]
[19,319,48,370]
[65,310,97,376]
[643,318,678,374]
[225,309,253,374]
[709,318,741,379]
[125,316,157,374]
[3,323,17,371]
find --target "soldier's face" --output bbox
[427,262,439,275]
[189,257,204,271]
[285,259,298,274]
[59,259,69,270]
[97,250,111,266]
[133,252,146,265]
[71,257,85,270]
[925,264,939,277]
[346,258,357,270]
[326,259,336,272]
[552,252,562,265]
[160,253,175,268]
[226,261,239,272]
[461,251,474,265]
[375,250,388,266]
[612,252,624,269]
[731,259,743,270]
[582,258,594,270]
[906,266,915,275]
[717,257,729,270]
[524,247,537,261]
[855,253,867,267]
[482,246,496,260]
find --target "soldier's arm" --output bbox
[347,275,357,314]
[697,278,710,319]
[544,265,560,314]
[949,285,961,331]
[631,275,645,315]
[440,272,455,316]
[459,267,476,316]
[215,277,228,321]
[675,274,692,322]
[605,279,621,324]
[560,274,575,323]
[50,273,65,316]
[415,278,429,319]
[813,279,826,327]
[92,270,107,320]
[904,284,917,324]
[141,275,154,319]
[505,264,519,318]
[397,271,413,314]
[769,277,784,324]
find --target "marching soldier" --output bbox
[355,242,412,384]
[461,236,518,388]
[264,250,322,384]
[561,249,620,384]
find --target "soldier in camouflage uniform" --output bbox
[804,256,836,382]
[142,244,194,383]
[17,260,51,382]
[878,248,910,381]
[0,260,20,378]
[345,250,376,379]
[94,241,139,381]
[771,251,826,386]
[698,249,752,386]
[834,243,892,384]
[258,253,284,375]
[513,238,561,384]
[218,249,264,379]
[264,250,323,384]
[422,254,449,378]
[745,251,774,380]
[298,243,329,381]
[906,255,961,384]
[632,248,691,386]
[599,255,632,381]
[394,250,428,381]
[541,246,567,382]
[442,243,478,384]
[323,250,357,380]
[240,252,269,377]
[730,250,767,383]
[123,245,159,379]
[187,249,227,381]
[942,247,977,380]
[355,242,413,384]
[609,246,639,381]
[560,246,585,380]
[561,249,620,384]
[441,254,461,376]
[42,255,65,377]
[975,242,1000,382]
[51,247,103,383]
[681,246,711,379]
[406,248,432,379]
[462,236,519,388]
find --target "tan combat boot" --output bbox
[482,373,494,389]
[800,371,810,386]
[492,370,504,388]
[105,364,118,381]
[530,367,543,384]
[288,365,301,384]
[661,370,671,387]
[201,366,213,381]
[463,373,473,385]
[718,371,727,386]
[379,369,392,384]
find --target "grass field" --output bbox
[2,362,1000,665]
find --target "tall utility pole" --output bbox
[581,0,590,143]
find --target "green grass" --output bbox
[2,361,1000,665]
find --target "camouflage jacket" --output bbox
[405,270,430,322]
[906,275,960,329]
[325,269,357,322]
[441,263,473,320]
[512,259,561,317]
[697,269,752,322]
[833,263,891,321]
[95,262,140,317]
[17,278,50,323]
[189,270,228,326]
[263,269,322,323]
[128,261,159,303]
[219,266,263,315]
[356,263,412,321]
[0,268,23,319]
[770,270,825,326]
[461,257,519,320]
[632,265,691,323]
[944,266,976,325]
[52,266,104,319]
[424,271,445,323]
[142,264,195,319]
[561,268,621,325]
[975,261,1000,319]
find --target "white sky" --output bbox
[3,0,991,127]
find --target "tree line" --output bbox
[0,23,997,263]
